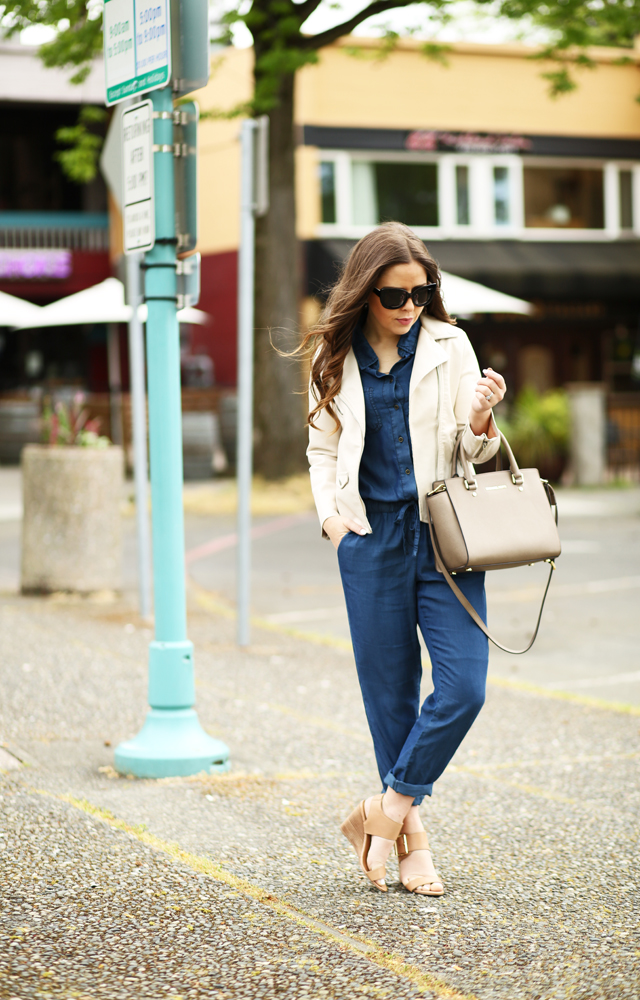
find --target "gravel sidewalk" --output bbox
[1,590,639,1000]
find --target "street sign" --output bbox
[104,0,171,107]
[174,101,198,252]
[122,100,155,254]
[170,0,210,95]
[176,252,200,309]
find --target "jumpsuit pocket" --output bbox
[364,388,382,432]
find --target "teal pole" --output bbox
[115,86,229,778]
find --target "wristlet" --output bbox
[425,428,561,654]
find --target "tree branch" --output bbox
[299,0,431,50]
[293,0,327,24]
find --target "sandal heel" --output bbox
[340,806,365,853]
[339,796,403,893]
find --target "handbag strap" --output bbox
[426,506,557,656]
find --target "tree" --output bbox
[476,0,640,97]
[3,0,638,475]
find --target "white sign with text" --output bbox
[122,100,155,254]
[104,0,170,106]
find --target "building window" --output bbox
[619,169,633,229]
[523,167,604,228]
[456,165,470,225]
[493,166,510,225]
[319,161,336,223]
[352,161,438,227]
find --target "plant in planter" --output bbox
[497,387,570,483]
[41,395,111,449]
[21,394,124,594]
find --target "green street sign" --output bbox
[104,0,171,107]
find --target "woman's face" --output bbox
[367,260,429,338]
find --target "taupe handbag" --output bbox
[426,429,561,654]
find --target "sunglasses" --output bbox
[373,283,438,310]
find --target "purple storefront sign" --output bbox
[0,249,73,280]
[406,130,532,154]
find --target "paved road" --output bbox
[184,487,640,709]
[1,467,639,998]
[1,590,639,1000]
[1,467,639,707]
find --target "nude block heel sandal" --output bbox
[396,831,444,896]
[340,795,403,892]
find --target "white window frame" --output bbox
[314,149,640,242]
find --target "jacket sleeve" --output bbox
[307,386,342,531]
[454,330,501,465]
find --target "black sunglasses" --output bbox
[373,283,438,310]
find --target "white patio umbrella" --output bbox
[440,271,532,316]
[0,290,43,328]
[15,277,131,328]
[14,277,210,328]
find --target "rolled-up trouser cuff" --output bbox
[384,771,433,805]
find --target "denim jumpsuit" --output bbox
[337,319,489,805]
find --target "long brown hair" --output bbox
[303,222,454,429]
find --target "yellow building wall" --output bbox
[297,39,640,138]
[191,39,640,255]
[191,49,253,255]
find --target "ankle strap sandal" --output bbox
[396,831,444,896]
[340,795,403,892]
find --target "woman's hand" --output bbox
[323,515,367,551]
[469,367,507,437]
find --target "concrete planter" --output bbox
[21,445,124,593]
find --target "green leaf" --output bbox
[54,105,106,185]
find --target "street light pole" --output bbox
[115,85,229,777]
[126,250,152,622]
[236,120,256,648]
[236,117,268,648]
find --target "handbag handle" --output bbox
[453,427,523,490]
[426,503,558,655]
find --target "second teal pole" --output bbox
[115,86,230,778]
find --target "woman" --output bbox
[306,222,506,896]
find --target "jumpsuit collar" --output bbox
[352,318,421,373]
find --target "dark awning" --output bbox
[302,125,640,160]
[305,239,640,301]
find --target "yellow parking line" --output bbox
[33,788,476,1000]
[192,582,640,717]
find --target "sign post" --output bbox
[125,249,152,621]
[111,3,230,775]
[236,117,269,647]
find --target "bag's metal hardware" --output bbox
[486,484,507,491]
[464,479,477,491]
[545,559,557,570]
[427,483,447,497]
[472,491,477,497]
[512,473,524,487]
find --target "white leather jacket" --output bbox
[307,314,500,533]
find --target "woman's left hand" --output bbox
[470,367,506,415]
[469,368,506,435]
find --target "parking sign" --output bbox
[122,100,155,253]
[104,0,171,106]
